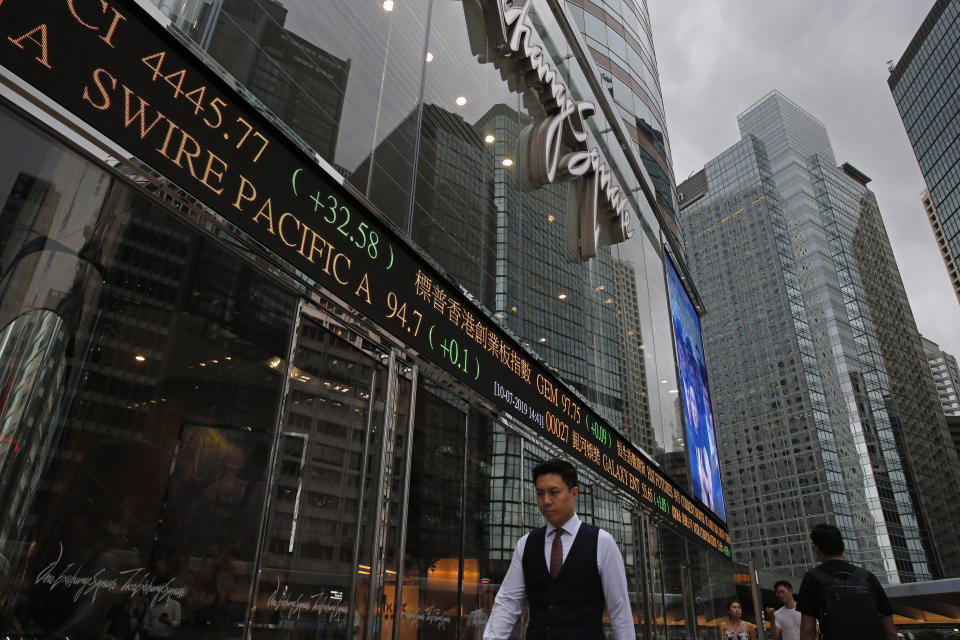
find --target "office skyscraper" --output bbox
[889,0,960,304]
[565,0,681,240]
[678,92,960,582]
[921,335,960,416]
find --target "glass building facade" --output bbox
[0,0,745,638]
[889,0,960,304]
[678,92,960,583]
[564,0,681,240]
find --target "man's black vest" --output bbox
[521,523,605,640]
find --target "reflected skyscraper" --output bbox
[158,0,349,161]
[468,106,627,432]
[353,103,498,308]
[613,259,654,450]
[354,101,639,438]
[679,92,960,581]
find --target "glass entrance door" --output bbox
[246,302,413,640]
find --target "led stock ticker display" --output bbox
[0,0,729,554]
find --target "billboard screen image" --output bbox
[666,256,725,520]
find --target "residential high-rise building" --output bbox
[889,0,960,304]
[678,91,960,582]
[565,0,681,240]
[921,191,960,302]
[921,335,960,416]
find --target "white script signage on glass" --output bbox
[35,542,187,607]
[465,0,634,260]
[400,605,453,630]
[266,580,348,621]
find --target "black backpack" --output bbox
[811,566,885,640]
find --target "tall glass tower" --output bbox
[889,0,960,304]
[678,92,960,582]
[565,0,680,239]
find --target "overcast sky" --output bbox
[648,0,960,358]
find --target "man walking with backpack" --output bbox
[796,523,898,640]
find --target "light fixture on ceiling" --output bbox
[455,96,467,106]
[502,158,513,167]
[382,0,394,11]
[484,134,495,143]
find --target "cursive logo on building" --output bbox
[467,0,633,260]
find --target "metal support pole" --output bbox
[347,363,382,638]
[365,351,400,638]
[749,558,767,640]
[391,365,418,640]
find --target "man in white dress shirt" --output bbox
[765,580,801,640]
[483,458,635,640]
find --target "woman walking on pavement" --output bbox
[720,601,757,640]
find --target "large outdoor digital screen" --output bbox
[666,256,726,521]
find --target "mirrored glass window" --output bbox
[0,103,297,636]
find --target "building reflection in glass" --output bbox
[0,107,298,635]
[157,0,349,162]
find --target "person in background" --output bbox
[765,580,802,640]
[797,523,896,640]
[720,601,756,640]
[483,458,635,639]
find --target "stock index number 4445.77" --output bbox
[140,51,270,163]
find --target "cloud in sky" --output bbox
[649,0,960,357]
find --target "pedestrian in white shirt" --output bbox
[765,580,801,640]
[483,458,635,640]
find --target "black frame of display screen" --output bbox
[0,0,729,555]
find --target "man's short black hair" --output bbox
[773,580,793,591]
[810,523,845,556]
[532,458,578,490]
